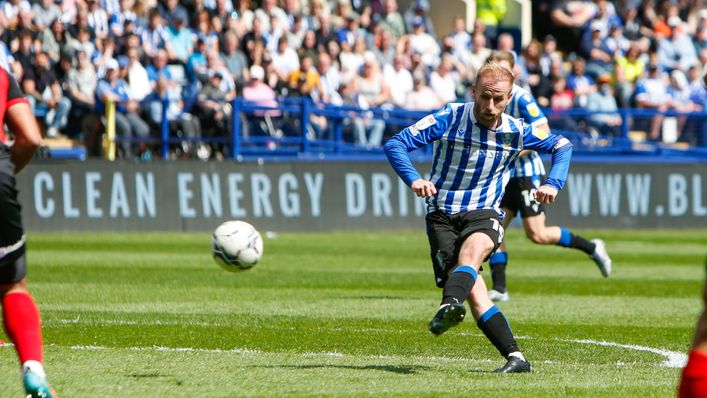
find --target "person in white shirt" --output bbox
[382,54,413,108]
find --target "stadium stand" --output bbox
[0,0,704,161]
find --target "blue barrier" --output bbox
[122,97,707,161]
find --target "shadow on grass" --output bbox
[251,364,432,374]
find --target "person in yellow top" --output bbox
[288,56,323,100]
[614,44,645,107]
[476,0,507,45]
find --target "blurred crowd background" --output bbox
[1,0,706,159]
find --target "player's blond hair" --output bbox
[476,62,515,90]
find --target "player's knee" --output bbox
[526,229,552,245]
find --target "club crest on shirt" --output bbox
[497,132,515,148]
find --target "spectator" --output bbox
[1,0,31,28]
[86,0,110,40]
[634,63,670,140]
[657,16,698,73]
[32,0,61,31]
[372,29,396,67]
[39,18,75,65]
[549,73,579,132]
[125,47,151,102]
[141,8,172,60]
[449,16,471,61]
[186,38,209,85]
[521,39,551,105]
[407,15,440,68]
[22,51,72,138]
[288,55,322,99]
[548,0,596,53]
[429,55,458,104]
[205,51,236,101]
[193,10,219,55]
[316,52,342,105]
[586,75,622,136]
[65,50,96,135]
[339,36,367,85]
[94,58,151,158]
[403,0,436,38]
[297,30,319,67]
[380,0,405,39]
[145,49,173,87]
[221,30,249,89]
[476,0,507,46]
[242,64,281,136]
[404,73,443,111]
[666,69,696,140]
[352,55,389,147]
[73,27,97,60]
[461,32,492,77]
[235,0,255,31]
[270,36,299,84]
[12,30,35,74]
[688,64,707,110]
[539,35,563,77]
[160,0,190,28]
[144,75,203,158]
[582,20,614,79]
[566,56,596,107]
[194,71,230,140]
[254,0,289,33]
[383,53,413,108]
[614,43,645,107]
[167,11,194,64]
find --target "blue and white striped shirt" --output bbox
[506,84,548,179]
[384,102,572,216]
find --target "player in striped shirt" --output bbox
[484,51,612,303]
[385,62,572,373]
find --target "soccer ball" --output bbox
[211,220,263,271]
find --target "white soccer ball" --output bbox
[211,220,263,271]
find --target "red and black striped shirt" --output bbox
[0,67,30,143]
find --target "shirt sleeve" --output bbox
[521,123,573,190]
[384,104,457,186]
[6,68,28,108]
[516,90,548,127]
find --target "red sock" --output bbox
[679,349,707,398]
[2,292,43,364]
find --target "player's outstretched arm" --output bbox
[7,102,42,173]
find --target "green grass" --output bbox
[0,229,704,397]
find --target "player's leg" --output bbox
[679,278,707,397]
[488,210,513,301]
[468,276,531,373]
[522,213,612,277]
[0,173,54,397]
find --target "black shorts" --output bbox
[500,177,545,218]
[0,171,27,283]
[425,209,504,288]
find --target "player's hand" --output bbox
[534,185,558,204]
[410,179,437,198]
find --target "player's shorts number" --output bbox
[490,218,504,243]
[521,188,539,207]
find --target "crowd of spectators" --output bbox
[0,0,705,158]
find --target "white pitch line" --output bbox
[557,338,687,369]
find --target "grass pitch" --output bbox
[0,229,703,397]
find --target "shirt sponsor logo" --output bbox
[532,126,549,140]
[415,115,437,131]
[527,102,541,118]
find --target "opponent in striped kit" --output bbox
[385,62,573,373]
[484,51,612,303]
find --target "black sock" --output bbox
[441,265,477,305]
[489,252,508,293]
[477,306,519,358]
[557,227,596,255]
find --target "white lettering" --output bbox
[34,172,54,218]
[85,172,103,218]
[345,173,366,217]
[693,174,707,216]
[596,174,621,216]
[201,173,222,218]
[303,173,323,217]
[62,172,80,218]
[567,174,591,216]
[625,174,651,216]
[109,172,130,217]
[177,173,196,218]
[251,173,273,217]
[278,173,300,217]
[398,178,409,217]
[668,174,688,216]
[136,173,156,218]
[227,174,246,217]
[371,173,392,217]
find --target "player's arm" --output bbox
[521,123,573,204]
[516,91,551,158]
[384,104,455,197]
[7,100,42,174]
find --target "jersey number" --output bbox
[521,189,539,207]
[490,218,505,243]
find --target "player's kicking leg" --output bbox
[522,213,612,277]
